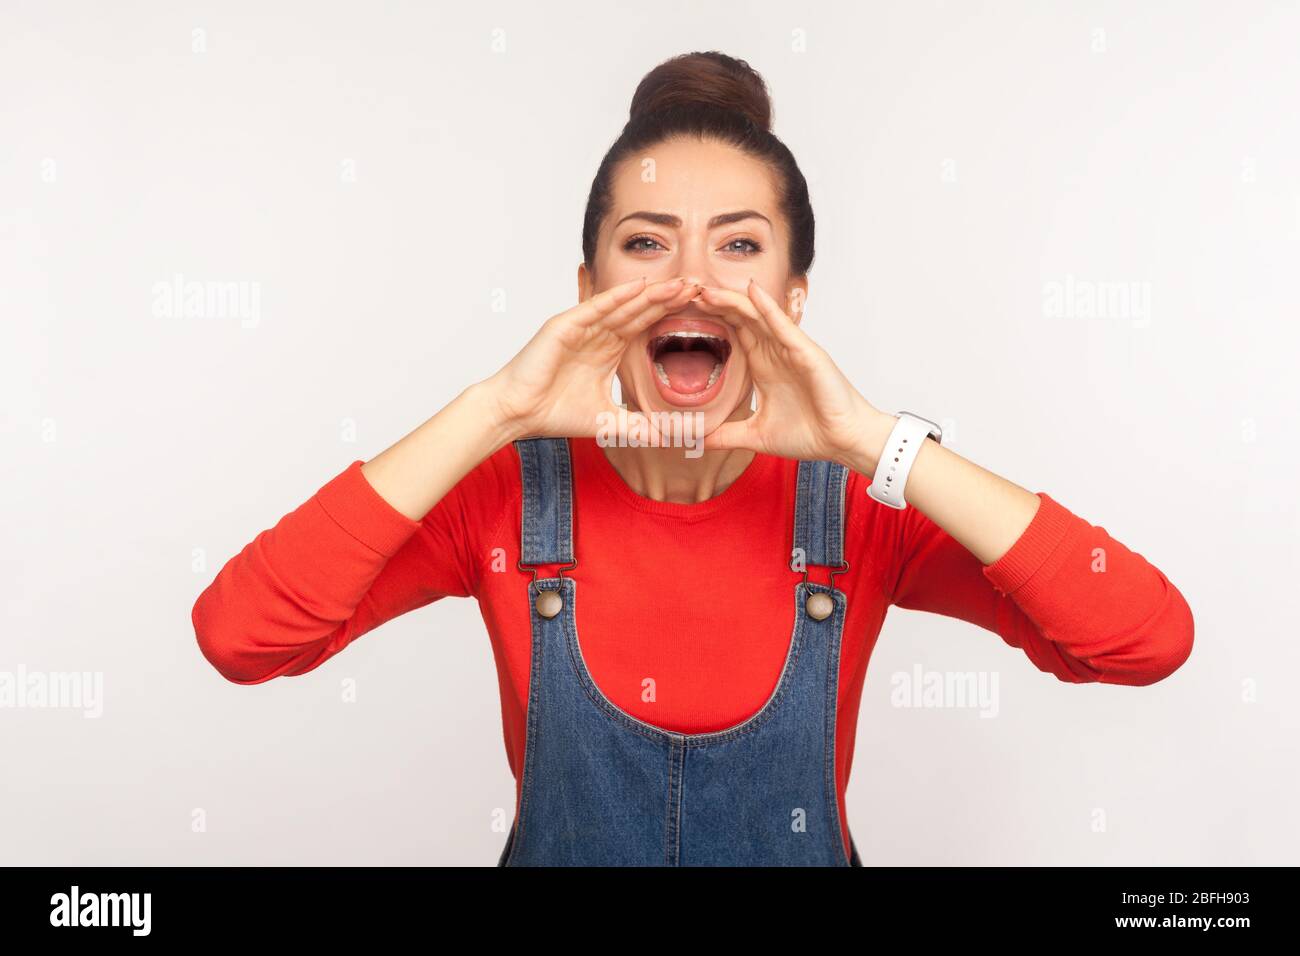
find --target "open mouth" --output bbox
[644,317,733,406]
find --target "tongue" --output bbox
[659,351,717,393]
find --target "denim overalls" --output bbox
[498,437,862,867]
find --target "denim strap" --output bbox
[515,439,843,570]
[792,459,849,568]
[515,437,574,566]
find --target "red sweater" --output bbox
[192,437,1194,861]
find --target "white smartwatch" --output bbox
[866,411,943,509]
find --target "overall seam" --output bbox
[664,738,685,866]
[502,580,548,866]
[554,439,574,562]
[821,589,851,866]
[518,442,541,564]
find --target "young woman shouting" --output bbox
[192,51,1194,867]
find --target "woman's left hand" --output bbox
[692,279,890,471]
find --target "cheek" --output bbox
[722,345,748,381]
[617,348,646,379]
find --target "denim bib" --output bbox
[498,437,861,867]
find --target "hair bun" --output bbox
[628,51,772,132]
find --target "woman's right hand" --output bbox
[357,275,699,522]
[484,275,702,440]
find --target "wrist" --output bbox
[841,403,897,478]
[463,377,531,452]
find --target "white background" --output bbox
[3,0,1297,865]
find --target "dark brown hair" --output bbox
[581,51,815,279]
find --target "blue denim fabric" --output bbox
[499,438,861,867]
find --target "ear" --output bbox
[577,262,593,303]
[785,275,810,325]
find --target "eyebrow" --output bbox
[613,209,773,230]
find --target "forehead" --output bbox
[607,136,780,227]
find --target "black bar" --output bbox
[0,866,1286,942]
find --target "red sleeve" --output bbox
[887,490,1194,686]
[192,448,517,684]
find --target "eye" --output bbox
[722,237,763,256]
[623,233,665,253]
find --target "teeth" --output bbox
[653,330,725,343]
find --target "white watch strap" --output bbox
[866,411,942,509]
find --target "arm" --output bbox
[687,281,1193,686]
[192,276,699,683]
[847,410,1043,566]
[850,412,1195,685]
[191,399,518,684]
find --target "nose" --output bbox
[671,235,718,291]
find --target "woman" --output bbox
[192,51,1194,867]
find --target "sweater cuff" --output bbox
[313,459,422,558]
[981,493,1078,597]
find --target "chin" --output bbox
[623,375,749,448]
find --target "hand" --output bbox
[691,279,891,470]
[484,275,702,441]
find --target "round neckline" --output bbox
[572,436,780,519]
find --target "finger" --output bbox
[572,281,700,385]
[574,277,686,332]
[598,277,702,335]
[687,286,768,354]
[702,418,759,453]
[744,278,811,350]
[699,281,806,351]
[701,284,826,374]
[567,275,647,327]
[691,284,778,340]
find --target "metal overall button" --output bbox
[535,589,563,619]
[799,559,848,621]
[519,555,576,621]
[805,592,834,621]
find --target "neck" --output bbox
[601,443,757,503]
[600,395,757,504]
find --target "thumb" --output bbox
[703,419,758,453]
